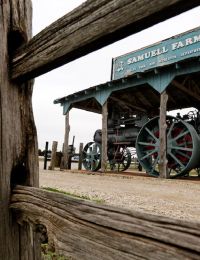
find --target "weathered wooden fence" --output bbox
[11,186,200,260]
[1,0,200,259]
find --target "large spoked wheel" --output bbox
[136,116,200,178]
[108,146,132,172]
[82,142,101,171]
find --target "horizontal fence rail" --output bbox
[11,0,200,81]
[11,186,200,260]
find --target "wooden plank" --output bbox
[135,92,153,108]
[49,141,58,170]
[111,96,147,112]
[11,185,200,260]
[0,1,40,259]
[101,101,108,172]
[172,79,200,101]
[11,0,200,81]
[159,91,168,178]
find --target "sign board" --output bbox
[112,27,200,80]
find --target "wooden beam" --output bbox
[11,0,200,81]
[11,185,200,259]
[101,101,108,172]
[0,1,41,259]
[111,96,147,112]
[167,92,177,105]
[159,91,168,178]
[172,80,200,101]
[135,92,154,108]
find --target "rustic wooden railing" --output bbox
[1,0,200,259]
[11,186,200,260]
[11,0,200,81]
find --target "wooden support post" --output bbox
[67,135,75,170]
[159,91,168,178]
[60,113,70,170]
[68,151,72,170]
[49,141,58,170]
[78,143,84,170]
[44,141,49,170]
[101,101,108,172]
[0,1,41,259]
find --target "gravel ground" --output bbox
[40,162,200,222]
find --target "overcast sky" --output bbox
[32,1,200,151]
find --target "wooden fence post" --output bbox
[44,141,49,170]
[101,101,108,172]
[0,1,40,259]
[78,143,84,170]
[60,113,70,169]
[49,141,58,170]
[159,91,168,178]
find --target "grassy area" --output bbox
[41,244,73,260]
[42,186,105,204]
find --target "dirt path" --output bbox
[39,162,200,222]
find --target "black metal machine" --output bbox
[82,110,143,172]
[82,109,200,177]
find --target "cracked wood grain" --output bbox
[11,0,200,81]
[11,185,200,260]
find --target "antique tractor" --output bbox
[82,109,200,178]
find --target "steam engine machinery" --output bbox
[82,109,200,178]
